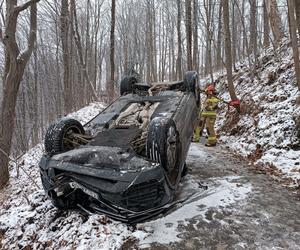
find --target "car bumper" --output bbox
[39,148,173,223]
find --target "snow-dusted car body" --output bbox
[39,71,200,223]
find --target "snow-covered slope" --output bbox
[0,103,137,250]
[215,41,300,187]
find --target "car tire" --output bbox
[120,76,138,96]
[184,71,200,107]
[184,71,198,93]
[45,118,85,156]
[147,118,181,187]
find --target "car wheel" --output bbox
[147,118,181,187]
[45,118,85,156]
[184,71,198,93]
[120,76,138,95]
[184,71,200,107]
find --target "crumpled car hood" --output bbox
[52,146,159,172]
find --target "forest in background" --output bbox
[0,0,299,188]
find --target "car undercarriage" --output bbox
[39,71,200,223]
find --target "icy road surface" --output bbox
[127,143,300,249]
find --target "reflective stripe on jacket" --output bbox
[201,111,217,117]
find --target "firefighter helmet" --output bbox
[205,84,215,93]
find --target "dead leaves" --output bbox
[98,215,110,225]
[247,144,263,162]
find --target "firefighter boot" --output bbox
[192,126,201,142]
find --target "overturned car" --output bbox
[39,71,200,223]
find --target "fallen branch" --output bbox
[0,147,40,189]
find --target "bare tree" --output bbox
[185,0,192,70]
[295,1,300,35]
[249,0,259,76]
[60,0,72,113]
[287,0,300,92]
[192,0,198,72]
[145,0,157,82]
[266,0,285,48]
[71,0,98,101]
[0,0,39,188]
[223,0,238,101]
[216,1,223,70]
[263,0,270,47]
[176,0,182,79]
[231,1,237,70]
[109,0,116,101]
[201,0,215,82]
[233,0,252,68]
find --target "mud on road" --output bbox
[126,143,300,250]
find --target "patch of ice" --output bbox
[188,143,211,159]
[137,176,252,246]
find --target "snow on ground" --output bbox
[0,103,137,250]
[214,41,300,186]
[0,103,253,249]
[66,102,106,125]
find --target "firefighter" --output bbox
[193,84,220,146]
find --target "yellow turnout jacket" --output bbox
[201,96,220,117]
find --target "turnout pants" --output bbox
[193,115,217,145]
[205,117,217,145]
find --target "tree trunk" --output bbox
[231,1,237,71]
[109,0,116,100]
[234,0,252,68]
[32,46,39,146]
[146,1,151,83]
[263,0,270,47]
[151,0,157,82]
[250,0,259,76]
[203,0,213,81]
[60,0,72,113]
[216,2,222,70]
[0,0,39,188]
[223,0,238,101]
[185,0,192,70]
[266,0,285,48]
[192,0,198,72]
[294,0,300,36]
[176,0,182,79]
[288,0,300,91]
